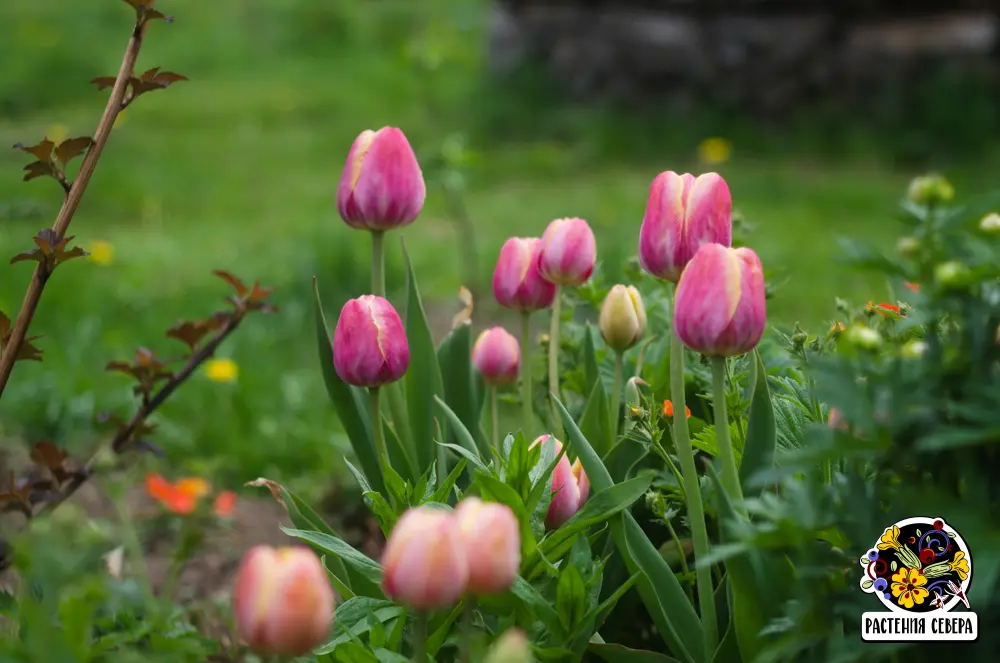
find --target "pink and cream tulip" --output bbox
[673,243,766,357]
[333,295,410,388]
[638,171,732,282]
[232,545,334,658]
[381,506,469,609]
[336,127,426,231]
[537,217,597,286]
[598,284,647,353]
[454,497,521,595]
[472,327,521,386]
[493,238,557,312]
[530,435,589,529]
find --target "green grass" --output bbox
[1,0,999,489]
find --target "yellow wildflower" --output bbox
[950,551,969,581]
[205,358,239,383]
[878,525,901,550]
[87,240,115,266]
[698,137,732,165]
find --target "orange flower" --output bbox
[146,474,213,515]
[214,491,237,518]
[904,282,919,293]
[829,321,846,335]
[866,301,904,318]
[663,400,691,418]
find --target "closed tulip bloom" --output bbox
[333,295,410,388]
[382,507,469,609]
[337,127,426,230]
[530,435,590,529]
[537,217,597,286]
[454,497,521,595]
[472,327,521,386]
[638,171,732,282]
[493,238,557,312]
[599,284,647,352]
[485,628,533,663]
[674,243,766,357]
[232,546,334,658]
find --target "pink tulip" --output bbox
[493,238,557,312]
[537,217,597,286]
[333,295,410,388]
[382,506,469,609]
[336,127,426,231]
[638,171,732,282]
[454,497,521,595]
[472,327,521,386]
[530,435,589,529]
[232,546,334,658]
[674,243,766,357]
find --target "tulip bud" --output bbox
[472,327,521,386]
[493,238,557,312]
[599,284,647,353]
[980,212,1000,234]
[232,546,334,658]
[537,217,597,286]
[337,127,426,231]
[530,435,589,529]
[485,628,533,663]
[638,171,732,282]
[333,295,410,388]
[673,243,766,357]
[382,507,468,609]
[454,497,521,595]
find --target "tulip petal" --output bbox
[674,243,741,355]
[683,173,733,262]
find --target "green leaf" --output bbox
[317,598,404,654]
[428,458,467,504]
[402,238,446,474]
[373,649,410,663]
[331,641,383,663]
[554,397,704,663]
[313,277,384,495]
[426,602,463,656]
[556,563,588,633]
[383,382,418,482]
[603,436,648,483]
[438,322,489,456]
[579,374,612,458]
[438,442,491,477]
[475,473,538,563]
[362,491,397,535]
[282,528,384,597]
[511,576,563,636]
[382,463,410,513]
[582,571,642,635]
[582,323,601,396]
[589,643,685,663]
[739,349,777,491]
[434,395,486,458]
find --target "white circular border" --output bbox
[860,516,973,614]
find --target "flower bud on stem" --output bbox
[520,312,534,437]
[547,286,564,439]
[369,387,391,500]
[490,385,500,452]
[669,307,718,656]
[709,356,746,517]
[461,598,476,663]
[371,230,386,298]
[411,611,428,663]
[609,351,623,447]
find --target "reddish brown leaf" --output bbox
[134,347,157,367]
[139,67,162,80]
[55,137,94,166]
[13,139,55,163]
[144,10,173,23]
[166,320,213,350]
[106,360,139,378]
[214,270,248,296]
[16,337,43,363]
[153,72,188,85]
[34,228,57,255]
[0,312,9,336]
[30,442,68,470]
[91,76,117,91]
[10,249,44,266]
[22,161,56,182]
[123,0,155,10]
[248,282,273,302]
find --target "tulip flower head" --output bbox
[493,237,557,312]
[382,506,469,609]
[454,497,521,595]
[472,327,521,386]
[333,295,410,388]
[638,171,732,282]
[598,284,647,353]
[530,435,589,529]
[337,127,426,231]
[232,545,334,658]
[537,217,597,286]
[674,243,766,357]
[485,628,533,663]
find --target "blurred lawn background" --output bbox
[2,0,999,493]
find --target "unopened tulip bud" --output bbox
[485,628,533,663]
[530,435,589,529]
[980,212,1000,234]
[472,327,521,386]
[454,497,521,595]
[333,295,410,388]
[599,284,647,353]
[537,217,597,286]
[233,546,334,658]
[638,171,732,282]
[493,238,557,312]
[907,174,954,206]
[337,127,426,230]
[382,507,468,609]
[674,243,766,357]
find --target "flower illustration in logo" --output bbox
[859,517,973,614]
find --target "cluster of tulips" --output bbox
[229,125,768,659]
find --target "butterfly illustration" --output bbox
[929,590,946,610]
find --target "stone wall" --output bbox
[488,4,1000,115]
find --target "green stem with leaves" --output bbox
[371,230,385,298]
[670,314,718,656]
[609,350,624,445]
[520,311,533,438]
[460,598,476,663]
[370,387,391,484]
[548,286,564,438]
[710,356,746,516]
[490,385,499,452]
[412,611,428,663]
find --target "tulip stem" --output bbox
[547,285,564,439]
[411,611,428,663]
[371,229,386,297]
[520,312,533,438]
[460,598,476,663]
[710,356,746,516]
[609,351,624,445]
[370,387,390,482]
[490,385,499,452]
[669,322,718,657]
